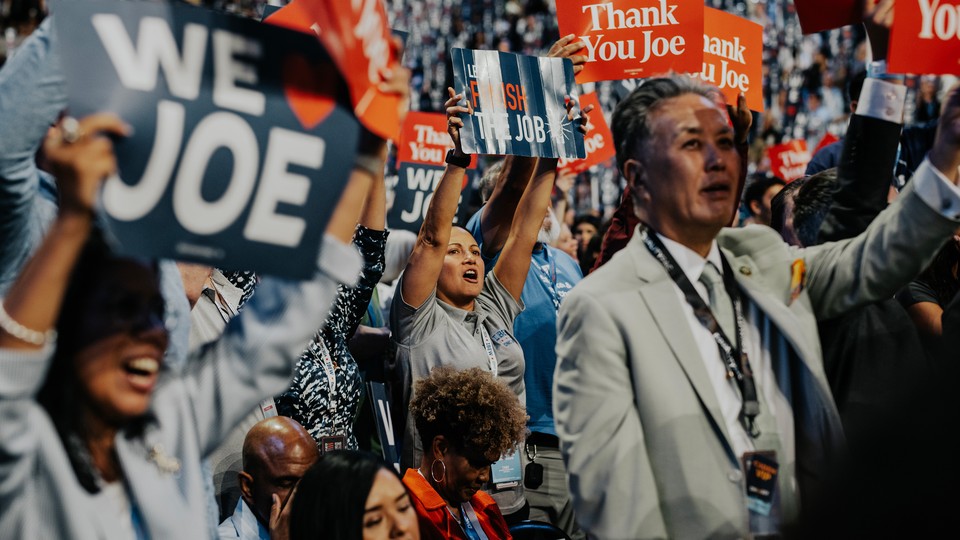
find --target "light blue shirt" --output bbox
[218,498,270,540]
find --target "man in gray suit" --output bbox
[553,69,960,538]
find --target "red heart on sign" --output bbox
[282,54,337,130]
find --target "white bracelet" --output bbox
[0,299,57,346]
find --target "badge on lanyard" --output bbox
[321,436,346,454]
[741,451,779,516]
[491,449,522,489]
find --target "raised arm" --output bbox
[818,1,904,243]
[493,158,559,302]
[323,148,389,343]
[495,100,593,302]
[0,18,69,292]
[475,35,589,256]
[476,155,538,257]
[805,84,960,320]
[0,115,129,351]
[399,88,471,309]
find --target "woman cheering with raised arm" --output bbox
[391,87,588,471]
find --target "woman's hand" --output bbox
[43,113,130,216]
[445,87,473,158]
[548,34,588,75]
[564,95,594,136]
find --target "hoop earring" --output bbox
[430,458,446,484]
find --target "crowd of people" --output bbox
[3,0,960,538]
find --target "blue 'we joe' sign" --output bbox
[52,0,359,279]
[451,48,585,159]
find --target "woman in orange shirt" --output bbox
[403,367,527,540]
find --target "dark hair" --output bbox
[411,367,527,459]
[35,229,162,493]
[289,451,400,540]
[479,160,505,203]
[572,214,601,233]
[770,169,838,247]
[611,75,719,172]
[743,174,787,211]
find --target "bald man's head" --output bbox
[238,417,319,525]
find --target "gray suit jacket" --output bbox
[554,167,960,539]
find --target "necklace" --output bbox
[417,469,465,529]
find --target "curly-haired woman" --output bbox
[403,367,527,540]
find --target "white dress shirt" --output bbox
[652,75,960,483]
[657,236,796,466]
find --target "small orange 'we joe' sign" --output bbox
[889,0,960,75]
[556,0,703,83]
[693,8,764,112]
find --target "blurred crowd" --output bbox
[3,0,960,538]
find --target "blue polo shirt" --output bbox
[465,209,582,436]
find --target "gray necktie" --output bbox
[699,261,736,341]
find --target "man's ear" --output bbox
[622,159,641,186]
[624,159,651,206]
[238,471,254,505]
[749,199,762,217]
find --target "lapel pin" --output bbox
[739,266,752,276]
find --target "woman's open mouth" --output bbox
[124,357,160,392]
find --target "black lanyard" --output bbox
[637,223,761,438]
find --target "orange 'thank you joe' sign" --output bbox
[889,0,960,75]
[694,7,764,112]
[557,93,616,174]
[794,0,862,34]
[768,140,811,182]
[556,0,703,84]
[398,112,478,169]
[265,0,402,141]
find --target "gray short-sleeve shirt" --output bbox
[391,270,525,468]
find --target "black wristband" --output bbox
[445,149,472,169]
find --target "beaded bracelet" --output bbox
[0,299,57,346]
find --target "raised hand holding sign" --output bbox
[451,48,585,158]
[52,0,360,279]
[555,0,703,83]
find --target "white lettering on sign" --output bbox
[414,124,451,146]
[173,112,260,235]
[352,0,390,84]
[245,128,324,247]
[408,142,444,164]
[405,166,444,191]
[581,0,680,31]
[696,60,750,92]
[398,167,464,224]
[93,15,206,100]
[704,35,746,64]
[473,111,512,142]
[514,115,547,143]
[779,149,811,167]
[408,124,451,164]
[102,100,326,248]
[212,30,265,116]
[103,100,184,221]
[93,15,266,116]
[581,30,685,64]
[919,0,960,40]
[93,15,331,251]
